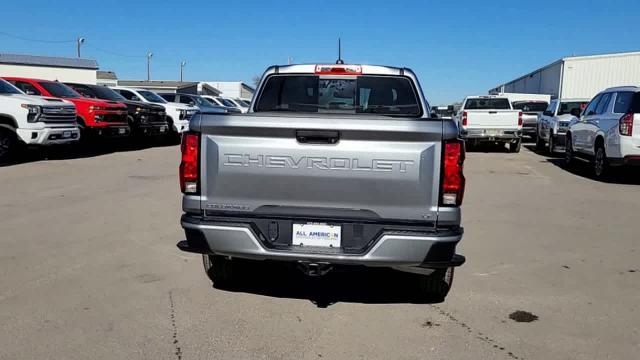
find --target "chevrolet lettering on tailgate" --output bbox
[223,154,415,173]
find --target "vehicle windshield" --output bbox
[464,98,511,110]
[558,101,587,116]
[39,82,80,98]
[139,90,167,103]
[90,86,127,101]
[202,97,218,105]
[512,101,549,112]
[255,75,422,116]
[217,97,236,107]
[190,96,212,107]
[0,80,23,95]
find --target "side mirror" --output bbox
[189,101,196,107]
[430,109,439,118]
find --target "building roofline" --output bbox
[491,50,640,91]
[0,53,99,70]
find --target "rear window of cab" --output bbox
[255,75,422,117]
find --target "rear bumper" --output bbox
[608,156,640,167]
[522,123,537,135]
[179,215,464,269]
[461,128,522,141]
[17,126,80,145]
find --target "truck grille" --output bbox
[40,106,76,123]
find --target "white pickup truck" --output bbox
[456,95,523,152]
[0,79,78,161]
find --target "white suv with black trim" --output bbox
[565,86,640,178]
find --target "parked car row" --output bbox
[449,86,640,180]
[0,76,253,162]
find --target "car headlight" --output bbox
[178,109,187,119]
[21,104,41,123]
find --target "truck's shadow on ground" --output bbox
[213,261,445,308]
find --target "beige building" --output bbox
[117,80,221,96]
[0,53,98,84]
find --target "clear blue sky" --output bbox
[2,0,639,104]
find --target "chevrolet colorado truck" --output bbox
[0,79,78,161]
[456,95,523,152]
[4,77,130,139]
[177,63,466,301]
[65,83,168,137]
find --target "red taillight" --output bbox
[518,111,523,127]
[314,64,362,75]
[441,140,466,206]
[619,113,634,136]
[461,111,468,127]
[180,132,200,194]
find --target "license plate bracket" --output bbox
[292,223,341,248]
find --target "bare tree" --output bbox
[251,75,262,88]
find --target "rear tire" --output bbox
[417,267,454,302]
[0,128,16,163]
[548,131,555,154]
[202,255,235,288]
[535,129,545,151]
[509,139,521,153]
[593,142,608,179]
[565,135,575,168]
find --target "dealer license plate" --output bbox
[159,126,166,133]
[118,128,126,134]
[292,223,341,248]
[62,131,71,138]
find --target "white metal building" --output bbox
[489,51,640,100]
[203,81,255,100]
[0,53,98,84]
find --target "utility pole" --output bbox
[76,37,85,58]
[180,60,187,82]
[146,52,153,81]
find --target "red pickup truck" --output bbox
[3,77,130,138]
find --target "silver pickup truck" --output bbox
[177,63,466,301]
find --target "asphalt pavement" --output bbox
[0,142,638,360]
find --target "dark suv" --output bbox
[65,83,168,136]
[159,93,228,114]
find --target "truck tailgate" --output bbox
[196,114,444,223]
[465,110,519,129]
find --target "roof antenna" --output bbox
[336,38,344,64]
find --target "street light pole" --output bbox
[180,60,186,82]
[77,37,85,58]
[146,52,153,81]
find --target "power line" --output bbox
[0,31,75,44]
[84,43,146,58]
